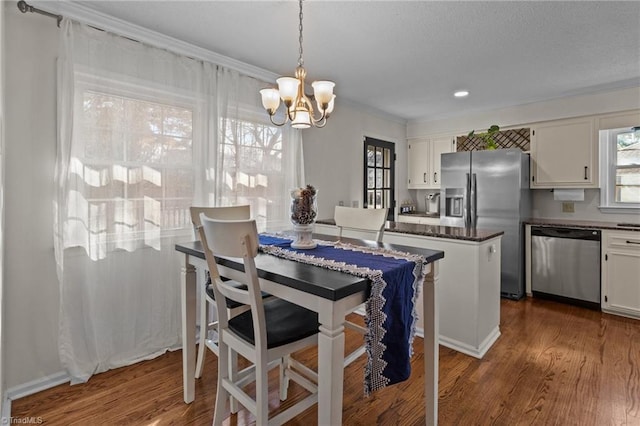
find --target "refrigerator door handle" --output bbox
[464,173,471,228]
[470,173,477,228]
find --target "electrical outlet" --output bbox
[562,202,575,213]
[338,200,344,206]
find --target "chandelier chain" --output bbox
[298,0,304,67]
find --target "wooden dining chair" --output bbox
[200,215,319,425]
[334,205,388,366]
[334,205,388,243]
[190,205,269,380]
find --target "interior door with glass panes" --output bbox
[363,137,395,220]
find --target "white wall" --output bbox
[4,4,62,389]
[407,86,640,223]
[302,101,408,221]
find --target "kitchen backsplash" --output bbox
[532,189,639,223]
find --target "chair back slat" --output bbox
[190,205,250,233]
[215,277,252,306]
[200,215,259,259]
[334,206,388,242]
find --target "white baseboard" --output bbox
[2,371,70,420]
[438,327,501,359]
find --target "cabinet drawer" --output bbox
[606,232,640,251]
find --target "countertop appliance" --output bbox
[531,226,601,309]
[440,149,531,299]
[426,192,440,215]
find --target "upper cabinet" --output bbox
[530,117,598,188]
[596,110,640,131]
[408,139,429,189]
[408,136,456,189]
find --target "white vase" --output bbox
[290,224,316,249]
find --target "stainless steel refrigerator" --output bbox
[440,148,531,299]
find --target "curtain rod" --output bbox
[17,0,62,27]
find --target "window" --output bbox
[68,80,197,254]
[218,116,286,231]
[363,137,395,220]
[68,73,292,257]
[600,127,640,211]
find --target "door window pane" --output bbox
[368,169,375,189]
[367,146,376,167]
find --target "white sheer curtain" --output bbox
[55,18,304,383]
[212,67,305,231]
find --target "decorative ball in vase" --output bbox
[290,184,318,249]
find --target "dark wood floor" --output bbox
[11,298,640,425]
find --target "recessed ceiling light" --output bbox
[454,91,469,98]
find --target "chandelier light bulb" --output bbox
[260,88,281,113]
[312,81,335,105]
[291,107,311,129]
[276,77,300,104]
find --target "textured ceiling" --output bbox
[61,1,640,121]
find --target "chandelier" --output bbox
[260,0,335,129]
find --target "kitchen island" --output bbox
[315,219,504,359]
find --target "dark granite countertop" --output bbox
[524,218,640,232]
[315,219,504,242]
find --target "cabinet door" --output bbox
[530,117,598,188]
[429,136,456,188]
[602,231,640,319]
[408,140,429,189]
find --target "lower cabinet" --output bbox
[602,230,640,319]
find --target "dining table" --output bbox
[175,232,444,425]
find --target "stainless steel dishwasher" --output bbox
[531,226,601,309]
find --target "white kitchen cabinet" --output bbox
[408,136,456,189]
[407,139,429,189]
[601,230,640,319]
[530,116,598,188]
[384,231,502,358]
[597,109,640,131]
[316,221,503,358]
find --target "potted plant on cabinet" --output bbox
[468,125,500,150]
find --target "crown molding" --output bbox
[29,0,279,83]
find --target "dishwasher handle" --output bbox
[531,226,601,241]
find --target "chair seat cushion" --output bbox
[206,277,269,309]
[228,299,319,349]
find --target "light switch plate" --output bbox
[562,202,575,213]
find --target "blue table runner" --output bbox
[258,234,427,395]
